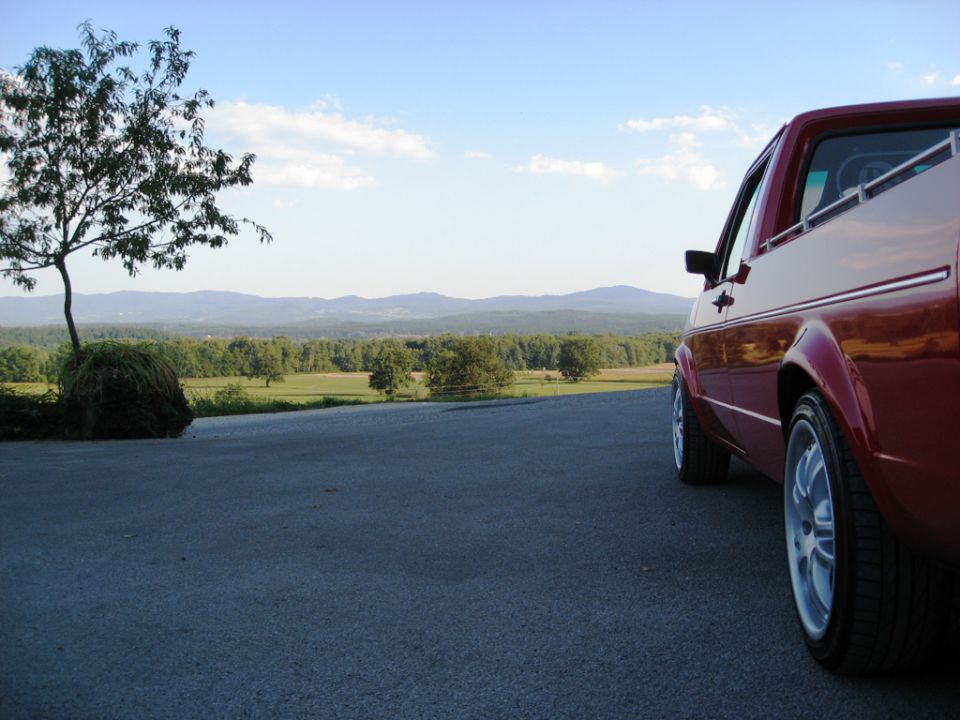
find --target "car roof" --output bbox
[789,96,960,127]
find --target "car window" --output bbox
[720,162,767,279]
[799,126,957,221]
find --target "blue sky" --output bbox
[2,1,958,300]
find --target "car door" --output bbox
[685,156,770,451]
[685,278,738,446]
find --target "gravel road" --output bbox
[1,389,957,719]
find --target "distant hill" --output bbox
[214,310,686,339]
[0,311,688,349]
[0,286,693,333]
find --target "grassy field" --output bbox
[512,365,674,397]
[181,365,674,402]
[6,364,675,411]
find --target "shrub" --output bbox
[198,383,257,414]
[0,385,63,440]
[211,384,243,401]
[188,385,364,417]
[60,342,193,439]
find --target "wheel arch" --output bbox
[777,363,816,444]
[674,340,714,434]
[777,322,883,495]
[674,341,700,396]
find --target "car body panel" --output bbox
[677,97,960,570]
[682,280,743,449]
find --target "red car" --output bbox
[673,97,960,674]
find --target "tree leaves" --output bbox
[425,337,514,396]
[558,337,603,382]
[368,342,415,397]
[0,23,271,351]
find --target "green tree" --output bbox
[153,337,199,377]
[269,336,298,374]
[0,344,49,382]
[196,338,231,376]
[368,343,415,397]
[426,337,513,396]
[228,337,284,387]
[332,340,362,372]
[0,23,270,353]
[558,337,602,382]
[299,339,335,373]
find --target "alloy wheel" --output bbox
[784,418,836,641]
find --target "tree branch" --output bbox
[1,257,58,272]
[66,190,201,257]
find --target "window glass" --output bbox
[799,170,827,218]
[720,162,767,279]
[799,127,957,221]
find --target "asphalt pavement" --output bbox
[1,389,957,719]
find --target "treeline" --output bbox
[0,332,679,383]
[0,325,171,352]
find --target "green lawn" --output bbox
[513,366,673,397]
[182,365,674,403]
[5,364,674,412]
[183,373,396,402]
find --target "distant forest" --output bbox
[0,328,679,383]
[0,309,687,341]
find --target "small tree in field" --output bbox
[558,336,602,382]
[0,23,270,354]
[229,337,285,387]
[368,343,415,397]
[426,337,513,396]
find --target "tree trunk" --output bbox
[55,256,82,354]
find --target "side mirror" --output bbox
[685,250,720,287]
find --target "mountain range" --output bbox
[0,286,693,335]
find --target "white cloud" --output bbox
[635,149,724,191]
[621,105,731,133]
[887,61,902,70]
[670,132,700,148]
[952,74,960,86]
[208,100,434,160]
[312,94,343,112]
[515,154,621,181]
[255,156,376,190]
[634,132,726,191]
[464,150,491,160]
[923,73,939,85]
[272,199,296,210]
[201,99,432,190]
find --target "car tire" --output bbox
[784,390,953,674]
[672,372,730,485]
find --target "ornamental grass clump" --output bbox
[60,342,192,439]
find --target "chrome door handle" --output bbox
[711,291,732,312]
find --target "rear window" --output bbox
[798,127,957,221]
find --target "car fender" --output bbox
[779,321,893,511]
[674,340,718,435]
[674,341,700,396]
